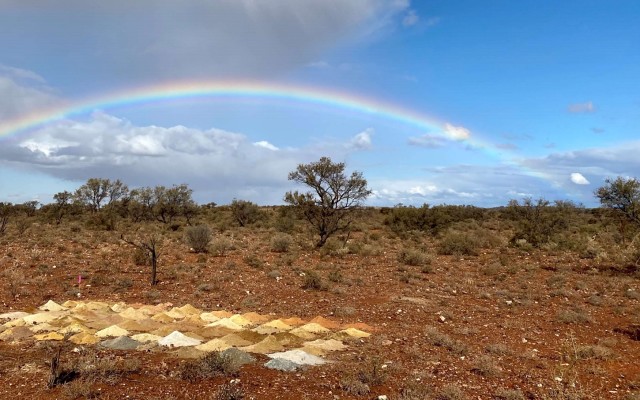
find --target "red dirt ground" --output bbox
[1,224,639,399]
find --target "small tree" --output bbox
[284,157,371,247]
[595,176,640,242]
[52,191,72,224]
[121,233,162,286]
[230,199,262,227]
[74,178,129,212]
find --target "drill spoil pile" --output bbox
[0,300,373,367]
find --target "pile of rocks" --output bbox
[0,300,373,371]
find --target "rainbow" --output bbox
[0,79,556,185]
[1,80,453,142]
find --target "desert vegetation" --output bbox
[0,163,640,399]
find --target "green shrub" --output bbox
[398,248,430,266]
[185,224,212,253]
[302,270,327,291]
[437,231,479,256]
[270,233,292,253]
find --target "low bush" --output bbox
[437,231,479,256]
[185,225,212,253]
[270,233,292,253]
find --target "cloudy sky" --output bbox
[1,1,639,206]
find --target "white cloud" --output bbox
[568,101,595,113]
[443,123,471,140]
[348,128,373,150]
[570,172,590,185]
[402,10,419,27]
[253,141,279,151]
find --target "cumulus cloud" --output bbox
[443,123,471,140]
[570,172,590,185]
[0,1,410,83]
[348,128,373,150]
[568,101,595,113]
[0,106,371,204]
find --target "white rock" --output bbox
[158,331,202,347]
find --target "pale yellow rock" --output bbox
[177,304,201,316]
[119,308,148,321]
[240,335,285,354]
[241,312,270,324]
[83,301,110,311]
[165,308,187,320]
[151,312,175,323]
[23,312,63,325]
[195,339,231,352]
[206,318,243,331]
[302,339,347,352]
[288,328,318,340]
[62,300,80,308]
[39,300,67,312]
[69,332,100,345]
[0,326,33,341]
[96,325,129,338]
[59,323,94,335]
[4,318,27,328]
[229,314,253,328]
[339,328,371,338]
[252,319,293,334]
[199,312,221,323]
[299,345,326,356]
[110,302,128,313]
[182,315,206,326]
[34,332,65,341]
[131,333,162,343]
[296,323,331,334]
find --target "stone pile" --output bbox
[0,300,373,371]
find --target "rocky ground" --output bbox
[1,222,640,399]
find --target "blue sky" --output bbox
[0,1,639,207]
